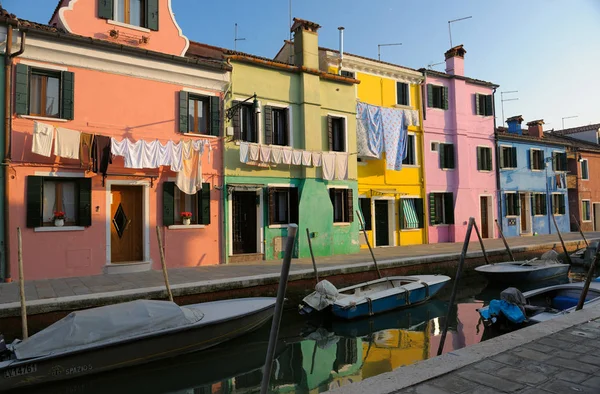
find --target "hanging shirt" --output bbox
[79,133,94,170]
[92,135,112,175]
[54,127,81,159]
[32,121,54,157]
[312,152,322,167]
[335,152,348,180]
[111,137,128,157]
[169,141,183,172]
[321,152,336,181]
[381,107,407,171]
[176,148,202,195]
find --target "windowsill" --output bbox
[357,162,368,166]
[268,224,291,229]
[500,167,517,170]
[34,226,85,232]
[531,169,543,172]
[441,168,455,171]
[428,107,447,111]
[401,228,422,232]
[168,224,206,230]
[533,215,546,217]
[505,215,518,218]
[19,115,69,123]
[553,214,565,216]
[431,224,450,227]
[582,178,590,181]
[182,133,219,139]
[394,104,412,110]
[402,164,420,168]
[107,20,151,33]
[583,220,592,223]
[477,170,493,173]
[333,222,351,226]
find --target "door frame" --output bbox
[227,186,264,256]
[593,203,600,232]
[372,196,396,247]
[519,192,532,234]
[478,194,494,238]
[105,180,150,268]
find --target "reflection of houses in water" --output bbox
[428,302,484,357]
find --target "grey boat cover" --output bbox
[13,300,204,360]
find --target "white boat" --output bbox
[475,250,569,284]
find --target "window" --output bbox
[340,70,355,79]
[531,193,547,216]
[552,194,566,215]
[440,143,455,169]
[552,152,567,172]
[179,92,220,136]
[430,142,439,152]
[396,82,410,106]
[26,176,91,228]
[400,198,424,229]
[429,192,454,225]
[163,182,211,226]
[230,102,258,142]
[427,84,448,110]
[475,94,493,116]
[359,197,372,231]
[402,134,417,165]
[530,149,544,170]
[581,159,589,180]
[268,187,298,225]
[188,96,209,135]
[477,147,493,171]
[328,116,346,152]
[330,188,353,223]
[15,64,74,120]
[505,193,519,216]
[500,146,517,169]
[583,201,591,222]
[264,106,289,146]
[115,0,146,27]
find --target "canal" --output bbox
[10,273,579,394]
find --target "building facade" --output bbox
[421,46,499,243]
[3,0,229,280]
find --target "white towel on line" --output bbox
[260,145,271,163]
[335,152,348,180]
[281,147,293,165]
[271,146,283,164]
[292,149,302,165]
[302,151,312,166]
[321,152,336,181]
[312,151,322,167]
[248,143,260,161]
[54,127,81,159]
[32,121,54,157]
[240,142,249,163]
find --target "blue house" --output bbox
[497,116,570,237]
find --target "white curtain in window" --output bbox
[130,0,142,26]
[42,182,56,223]
[62,182,76,223]
[42,182,76,223]
[174,189,196,223]
[30,74,42,116]
[115,0,125,23]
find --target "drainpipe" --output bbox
[419,74,429,245]
[492,86,502,237]
[3,27,26,282]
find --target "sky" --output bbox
[3,0,600,130]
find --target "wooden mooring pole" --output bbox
[572,214,589,247]
[155,226,174,302]
[551,214,573,265]
[305,228,319,284]
[494,219,515,262]
[472,221,491,265]
[17,227,28,339]
[576,246,600,311]
[357,210,382,279]
[260,224,298,394]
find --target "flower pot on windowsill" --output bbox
[182,218,191,226]
[54,219,65,227]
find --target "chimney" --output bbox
[338,26,344,75]
[445,45,466,76]
[506,115,524,135]
[291,18,321,69]
[527,119,545,139]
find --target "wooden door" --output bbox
[594,204,600,232]
[480,196,489,238]
[232,191,257,254]
[110,186,143,263]
[374,200,389,247]
[520,194,528,233]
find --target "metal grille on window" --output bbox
[113,203,128,238]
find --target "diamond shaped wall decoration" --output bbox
[113,203,128,238]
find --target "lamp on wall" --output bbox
[578,154,584,163]
[225,93,259,120]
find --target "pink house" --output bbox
[421,46,499,243]
[3,0,229,281]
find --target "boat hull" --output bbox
[475,263,570,284]
[0,299,275,391]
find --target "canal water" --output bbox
[13,275,576,394]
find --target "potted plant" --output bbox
[53,211,66,227]
[181,212,192,226]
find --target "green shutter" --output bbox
[539,151,545,170]
[61,71,74,120]
[26,176,43,228]
[179,91,188,133]
[399,199,405,230]
[268,187,275,225]
[289,188,299,225]
[487,148,493,171]
[146,0,159,31]
[439,144,446,169]
[163,182,175,226]
[485,95,493,116]
[442,86,449,110]
[427,84,433,108]
[475,94,481,116]
[209,95,220,136]
[444,193,454,224]
[514,194,521,216]
[77,178,92,227]
[531,194,537,216]
[477,147,482,170]
[447,144,455,169]
[231,101,241,140]
[415,198,424,229]
[347,189,354,223]
[499,146,505,169]
[200,183,211,225]
[15,64,29,115]
[264,106,273,145]
[429,193,436,225]
[327,115,333,151]
[98,0,113,19]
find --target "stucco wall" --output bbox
[576,151,600,232]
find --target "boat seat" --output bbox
[551,296,579,310]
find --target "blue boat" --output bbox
[301,275,451,320]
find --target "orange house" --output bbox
[2,0,229,280]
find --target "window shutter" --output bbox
[538,151,545,170]
[26,176,43,228]
[360,198,372,231]
[162,182,175,226]
[15,64,29,115]
[264,106,273,145]
[429,193,436,225]
[511,147,517,168]
[289,188,299,225]
[415,198,424,229]
[200,183,211,225]
[447,144,455,169]
[529,150,535,169]
[98,0,113,19]
[427,84,433,108]
[559,194,565,214]
[475,94,481,116]
[477,147,482,170]
[485,95,493,116]
[77,177,92,227]
[561,153,567,171]
[442,86,449,110]
[209,95,220,137]
[499,147,505,169]
[399,199,405,230]
[268,187,275,225]
[179,91,189,133]
[232,101,241,140]
[146,0,159,31]
[327,115,333,151]
[542,194,548,215]
[487,148,493,171]
[531,194,536,216]
[60,71,75,120]
[514,194,521,216]
[444,193,454,224]
[346,189,354,223]
[439,143,446,169]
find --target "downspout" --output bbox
[3,27,25,281]
[419,73,429,245]
[492,86,502,237]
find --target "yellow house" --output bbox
[318,49,427,247]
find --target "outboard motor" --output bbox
[299,280,339,314]
[500,287,526,315]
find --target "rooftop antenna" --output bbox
[448,16,472,47]
[234,23,246,51]
[427,61,445,69]
[289,0,293,64]
[501,91,519,127]
[562,115,578,130]
[377,43,402,61]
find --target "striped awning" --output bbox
[402,199,419,229]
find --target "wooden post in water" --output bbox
[576,246,600,311]
[357,210,382,279]
[572,214,589,247]
[17,227,28,339]
[551,214,573,265]
[494,219,515,262]
[305,228,319,284]
[155,226,174,302]
[437,217,474,356]
[260,224,298,394]
[472,221,491,265]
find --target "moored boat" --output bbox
[475,250,569,284]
